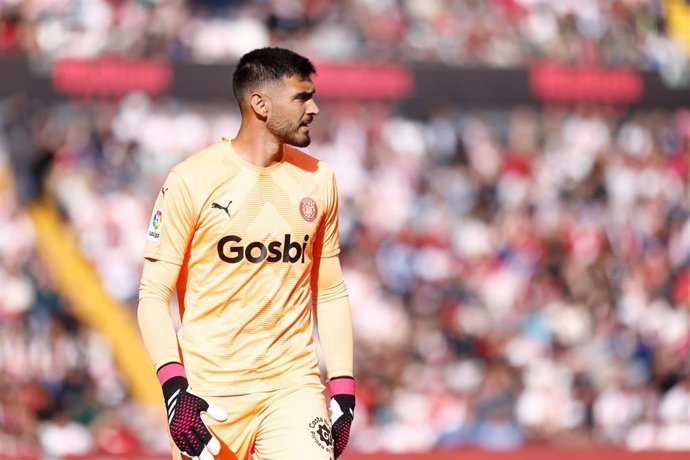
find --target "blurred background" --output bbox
[1,0,690,459]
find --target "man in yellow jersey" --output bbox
[137,48,355,460]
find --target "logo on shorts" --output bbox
[147,207,163,242]
[300,197,318,222]
[309,416,333,453]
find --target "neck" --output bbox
[232,123,284,168]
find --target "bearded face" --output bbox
[267,105,313,147]
[261,75,319,148]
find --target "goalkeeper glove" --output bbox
[328,376,355,459]
[159,363,228,460]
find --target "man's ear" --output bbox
[249,93,269,119]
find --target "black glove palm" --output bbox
[329,391,355,459]
[163,376,227,460]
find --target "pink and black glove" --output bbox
[328,376,355,459]
[158,363,228,460]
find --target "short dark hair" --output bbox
[232,47,316,101]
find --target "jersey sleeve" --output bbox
[143,170,196,264]
[138,258,182,371]
[319,169,341,258]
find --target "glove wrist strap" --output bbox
[158,363,188,404]
[157,362,186,385]
[328,377,355,396]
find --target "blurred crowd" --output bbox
[0,143,169,456]
[0,0,688,70]
[0,0,690,456]
[2,87,689,454]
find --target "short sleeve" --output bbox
[143,171,196,265]
[319,170,340,258]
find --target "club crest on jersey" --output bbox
[300,197,318,222]
[147,207,163,242]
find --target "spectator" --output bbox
[0,0,686,71]
[0,1,689,455]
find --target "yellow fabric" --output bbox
[137,259,182,372]
[313,255,344,293]
[316,294,354,379]
[311,256,353,379]
[142,139,340,395]
[167,383,332,460]
[666,0,690,54]
[28,200,161,406]
[317,279,348,304]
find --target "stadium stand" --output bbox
[1,0,689,458]
[0,0,686,70]
[0,158,168,457]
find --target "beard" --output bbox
[267,109,312,147]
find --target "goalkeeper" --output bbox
[137,47,355,460]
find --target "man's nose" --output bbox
[307,99,320,116]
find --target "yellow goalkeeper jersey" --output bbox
[143,138,340,395]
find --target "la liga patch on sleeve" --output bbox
[147,207,163,242]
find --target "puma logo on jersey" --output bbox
[212,200,232,218]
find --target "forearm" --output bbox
[137,259,181,371]
[318,283,355,460]
[316,284,354,379]
[313,255,354,379]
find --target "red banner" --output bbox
[53,58,173,98]
[312,62,414,100]
[530,61,643,104]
